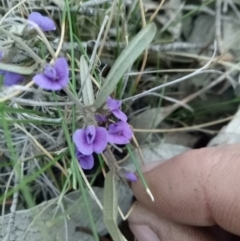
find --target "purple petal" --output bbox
[85,125,96,144]
[43,64,57,79]
[108,122,121,134]
[108,121,131,135]
[28,12,56,31]
[125,172,137,182]
[0,52,4,60]
[107,96,121,111]
[92,127,108,153]
[95,114,107,123]
[33,73,63,90]
[4,72,24,86]
[121,122,133,139]
[107,132,130,144]
[107,121,132,144]
[0,70,6,75]
[76,150,94,170]
[112,109,127,122]
[73,129,93,155]
[54,58,69,87]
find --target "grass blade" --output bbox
[94,23,157,109]
[103,171,125,241]
[80,56,95,106]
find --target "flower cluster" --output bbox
[73,96,136,181]
[28,13,70,91]
[1,12,62,89]
[0,11,136,181]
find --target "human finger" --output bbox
[131,144,240,235]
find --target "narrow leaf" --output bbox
[94,23,157,109]
[103,171,125,241]
[0,62,36,75]
[80,56,95,106]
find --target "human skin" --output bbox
[129,144,240,241]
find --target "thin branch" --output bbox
[78,15,109,97]
[122,41,218,102]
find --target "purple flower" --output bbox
[107,96,127,122]
[107,121,132,144]
[28,12,56,31]
[33,58,69,90]
[0,51,24,86]
[73,125,108,155]
[0,52,4,60]
[125,172,137,182]
[0,70,24,86]
[76,150,94,170]
[95,114,107,124]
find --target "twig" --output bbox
[122,41,218,102]
[97,0,118,58]
[0,0,28,24]
[134,0,147,87]
[227,0,240,20]
[12,97,74,107]
[159,1,185,35]
[216,0,224,54]
[2,144,24,241]
[78,15,109,96]
[135,0,165,87]
[14,124,67,176]
[149,0,166,22]
[1,170,14,238]
[133,115,235,133]
[2,177,19,241]
[12,41,213,63]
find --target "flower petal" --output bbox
[122,122,133,139]
[0,70,6,75]
[43,64,57,79]
[107,96,121,111]
[92,127,108,153]
[0,52,4,60]
[28,12,56,31]
[107,121,132,144]
[73,129,93,155]
[85,125,96,144]
[107,132,130,145]
[4,72,24,86]
[95,114,107,123]
[33,73,63,90]
[125,172,137,182]
[54,57,69,87]
[108,122,122,134]
[112,109,127,122]
[76,151,94,170]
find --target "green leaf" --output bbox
[80,56,95,106]
[94,23,157,109]
[0,62,37,75]
[103,171,125,241]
